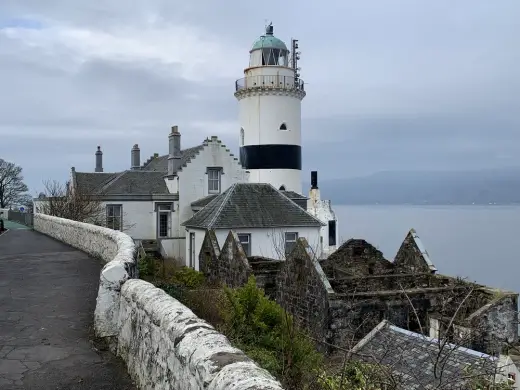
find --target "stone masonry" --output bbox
[198,228,519,357]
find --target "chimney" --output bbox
[131,144,141,170]
[95,146,103,172]
[311,171,318,189]
[168,126,181,176]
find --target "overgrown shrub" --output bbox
[171,266,205,289]
[220,275,323,388]
[137,256,155,279]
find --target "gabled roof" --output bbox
[141,145,204,172]
[351,320,498,389]
[74,170,169,195]
[182,183,325,229]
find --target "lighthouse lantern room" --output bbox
[235,23,306,194]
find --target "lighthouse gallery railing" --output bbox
[235,75,305,92]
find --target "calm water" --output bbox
[335,205,520,293]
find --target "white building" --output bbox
[39,23,339,264]
[66,130,250,260]
[234,23,339,255]
[182,183,324,270]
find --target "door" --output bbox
[189,232,196,269]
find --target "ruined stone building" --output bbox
[199,228,519,360]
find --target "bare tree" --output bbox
[0,158,30,208]
[37,179,135,232]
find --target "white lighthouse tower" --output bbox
[234,23,305,194]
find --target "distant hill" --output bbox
[304,168,520,205]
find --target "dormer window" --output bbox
[279,123,288,131]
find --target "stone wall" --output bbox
[277,238,335,349]
[34,214,284,390]
[468,293,519,354]
[394,229,437,273]
[118,280,282,390]
[199,230,252,288]
[198,230,283,296]
[320,239,394,278]
[249,258,283,300]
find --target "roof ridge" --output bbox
[207,184,237,229]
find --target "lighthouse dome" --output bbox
[250,24,288,52]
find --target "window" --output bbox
[240,128,245,146]
[157,203,171,238]
[279,185,286,191]
[208,168,221,194]
[279,123,288,131]
[106,204,122,231]
[237,234,251,256]
[328,220,337,246]
[189,232,196,269]
[285,232,298,256]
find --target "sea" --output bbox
[335,205,520,293]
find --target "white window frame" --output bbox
[157,204,171,238]
[284,232,298,256]
[106,204,123,231]
[208,168,221,194]
[237,233,251,256]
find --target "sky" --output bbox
[0,0,518,195]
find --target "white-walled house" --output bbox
[181,182,324,270]
[64,127,249,260]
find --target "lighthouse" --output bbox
[234,23,305,194]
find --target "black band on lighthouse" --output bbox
[240,145,301,170]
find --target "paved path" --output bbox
[0,229,135,389]
[1,220,30,230]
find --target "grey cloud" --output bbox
[1,0,519,193]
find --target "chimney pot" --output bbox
[168,126,181,176]
[131,144,141,170]
[95,146,103,172]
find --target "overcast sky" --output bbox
[1,0,518,194]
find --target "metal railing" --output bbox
[235,75,305,92]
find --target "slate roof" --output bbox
[74,170,169,195]
[182,183,325,229]
[141,145,204,172]
[351,320,498,389]
[281,190,308,200]
[191,194,219,208]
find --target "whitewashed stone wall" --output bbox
[34,213,284,390]
[119,280,283,390]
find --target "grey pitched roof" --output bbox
[351,320,498,389]
[281,190,308,200]
[182,183,325,229]
[74,172,118,194]
[75,170,169,195]
[191,194,219,208]
[141,145,204,172]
